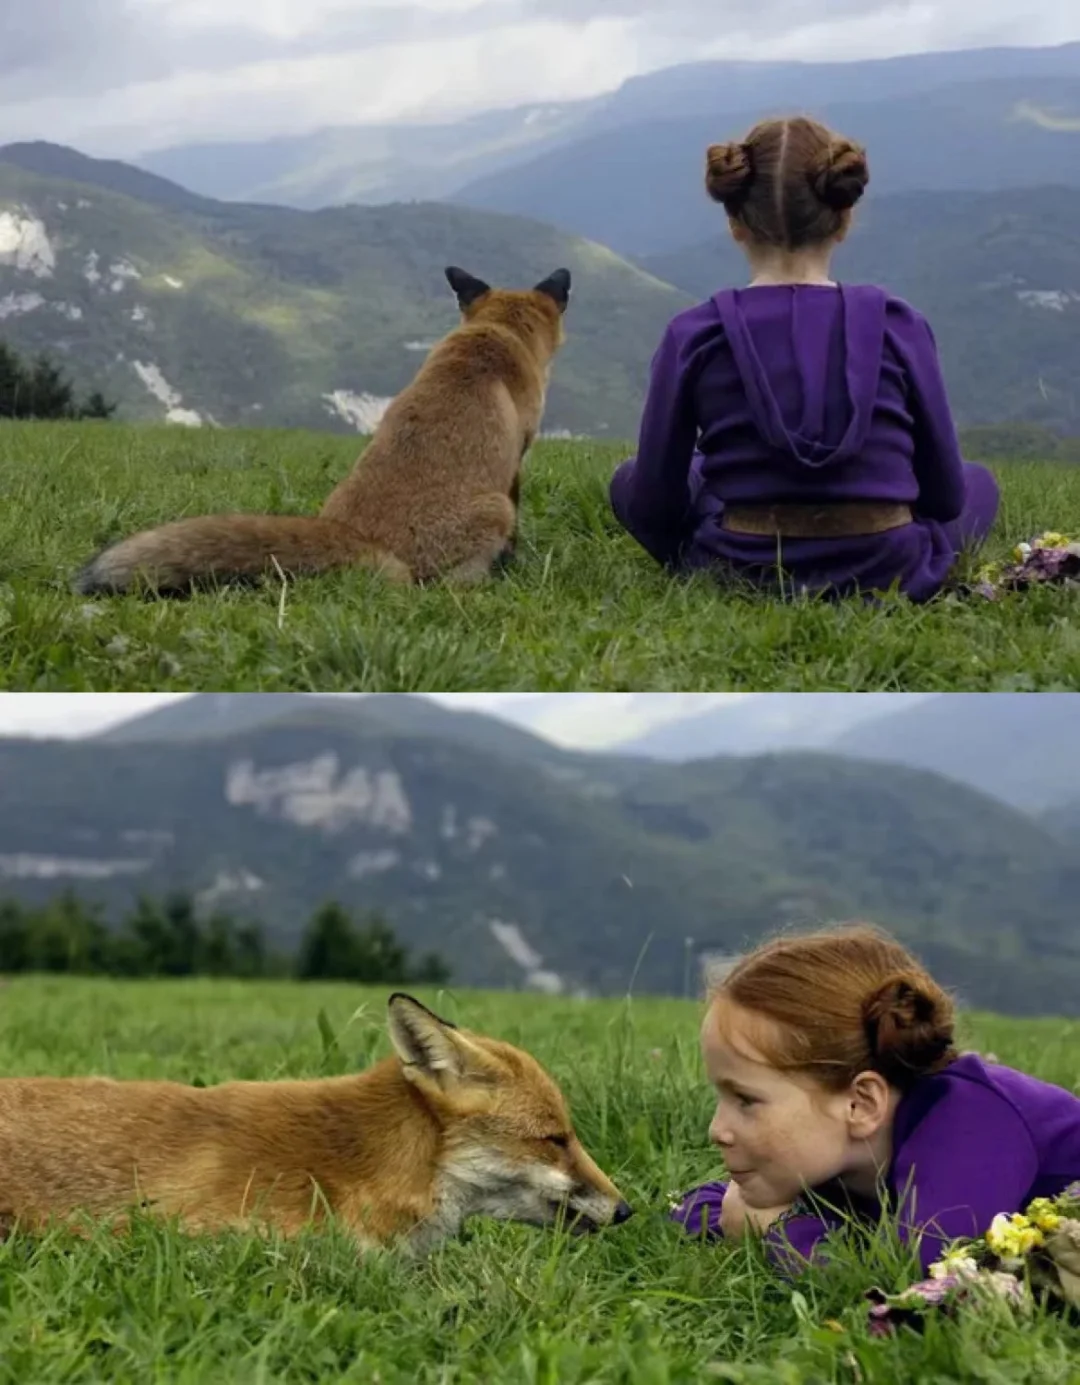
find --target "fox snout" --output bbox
[557,1149,633,1234]
[567,1197,634,1235]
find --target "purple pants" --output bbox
[610,459,1000,603]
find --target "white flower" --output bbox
[930,1250,979,1280]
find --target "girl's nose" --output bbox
[709,1112,734,1148]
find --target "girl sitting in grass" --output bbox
[671,924,1080,1273]
[610,117,999,601]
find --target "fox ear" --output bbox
[387,992,469,1081]
[534,268,571,313]
[445,266,491,311]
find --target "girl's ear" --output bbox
[727,215,749,245]
[846,1070,893,1139]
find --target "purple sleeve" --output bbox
[670,1181,840,1272]
[609,321,700,566]
[669,1180,726,1237]
[763,1212,838,1273]
[903,315,967,522]
[890,1079,1040,1272]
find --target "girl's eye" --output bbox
[733,1093,758,1110]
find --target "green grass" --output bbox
[3,420,1080,691]
[1,978,1079,1383]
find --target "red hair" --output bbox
[708,922,957,1092]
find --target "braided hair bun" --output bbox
[706,141,754,209]
[862,972,956,1088]
[807,138,869,210]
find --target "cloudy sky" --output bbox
[0,0,1076,156]
[0,692,749,747]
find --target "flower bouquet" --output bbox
[866,1183,1080,1336]
[968,532,1080,600]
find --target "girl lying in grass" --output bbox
[670,924,1080,1276]
[610,116,999,602]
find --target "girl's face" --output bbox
[700,1000,894,1209]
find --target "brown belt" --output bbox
[721,501,914,539]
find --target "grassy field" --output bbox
[1,978,1079,1383]
[2,420,1080,691]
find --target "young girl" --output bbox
[671,924,1080,1274]
[610,116,1000,602]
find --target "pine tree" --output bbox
[0,338,117,419]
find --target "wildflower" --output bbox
[981,1271,1028,1306]
[929,1248,980,1280]
[1034,532,1069,549]
[1026,1197,1062,1233]
[986,1212,1044,1259]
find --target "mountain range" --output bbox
[611,692,1080,815]
[92,690,1080,814]
[136,43,1080,238]
[2,692,1079,1016]
[2,41,1080,435]
[449,76,1080,259]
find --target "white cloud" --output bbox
[0,693,189,737]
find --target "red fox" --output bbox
[73,266,572,595]
[0,993,630,1252]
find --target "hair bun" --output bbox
[862,972,955,1085]
[706,142,754,208]
[808,139,869,211]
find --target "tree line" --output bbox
[0,340,117,421]
[0,891,451,985]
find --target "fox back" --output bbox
[319,266,572,581]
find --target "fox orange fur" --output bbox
[0,994,630,1251]
[73,266,572,595]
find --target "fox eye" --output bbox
[544,1134,571,1149]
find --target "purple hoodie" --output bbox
[610,285,999,600]
[670,1055,1080,1274]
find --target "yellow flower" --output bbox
[986,1212,1044,1258]
[1026,1197,1063,1233]
[1035,531,1069,549]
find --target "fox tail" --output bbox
[73,514,411,595]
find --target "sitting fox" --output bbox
[0,993,631,1252]
[74,266,572,595]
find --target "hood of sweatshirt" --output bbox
[712,283,886,468]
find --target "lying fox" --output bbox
[0,993,630,1252]
[74,265,572,595]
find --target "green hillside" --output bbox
[0,148,688,439]
[3,424,1080,694]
